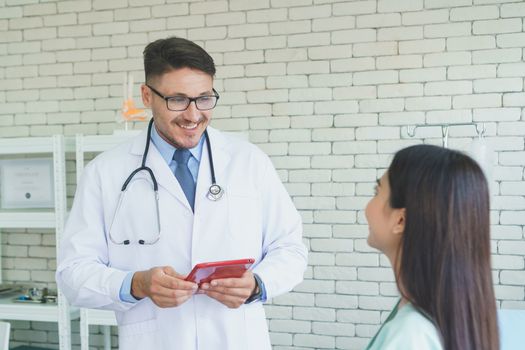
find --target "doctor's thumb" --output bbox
[162,266,183,278]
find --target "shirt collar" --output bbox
[150,123,204,164]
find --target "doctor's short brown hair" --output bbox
[143,36,216,83]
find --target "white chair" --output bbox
[498,309,525,350]
[80,308,117,350]
[0,321,10,350]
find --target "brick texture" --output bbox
[1,1,524,350]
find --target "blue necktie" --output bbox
[173,149,195,211]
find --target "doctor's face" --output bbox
[141,67,214,149]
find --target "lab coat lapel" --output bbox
[129,128,193,212]
[195,127,230,213]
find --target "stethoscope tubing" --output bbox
[108,118,222,245]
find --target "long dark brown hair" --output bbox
[388,144,499,350]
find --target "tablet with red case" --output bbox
[185,258,255,285]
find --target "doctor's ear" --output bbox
[392,208,406,236]
[141,84,152,107]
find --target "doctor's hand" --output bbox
[200,270,257,309]
[131,266,198,308]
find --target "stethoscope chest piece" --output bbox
[207,184,224,201]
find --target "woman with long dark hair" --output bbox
[364,144,499,350]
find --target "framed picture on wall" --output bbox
[0,158,55,209]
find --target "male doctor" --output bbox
[56,37,308,350]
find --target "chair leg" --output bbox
[80,309,89,350]
[103,325,111,350]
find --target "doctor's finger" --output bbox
[208,277,252,289]
[151,286,194,300]
[153,293,193,308]
[204,290,245,309]
[169,277,198,291]
[152,279,196,294]
[149,267,179,286]
[160,267,198,290]
[162,266,188,280]
[152,271,196,291]
[202,285,252,298]
[211,270,254,287]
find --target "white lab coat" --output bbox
[56,126,308,350]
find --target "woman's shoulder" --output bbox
[371,303,443,350]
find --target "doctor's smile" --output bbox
[177,122,198,130]
[142,67,216,150]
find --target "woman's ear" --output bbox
[392,208,406,235]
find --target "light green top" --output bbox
[365,299,443,350]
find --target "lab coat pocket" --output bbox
[118,301,159,349]
[117,299,157,336]
[118,318,161,350]
[119,318,158,338]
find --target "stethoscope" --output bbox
[108,118,224,245]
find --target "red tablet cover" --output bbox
[185,258,255,285]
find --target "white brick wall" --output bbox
[1,1,525,349]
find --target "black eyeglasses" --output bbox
[146,85,220,111]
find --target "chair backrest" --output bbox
[0,321,10,350]
[498,309,525,350]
